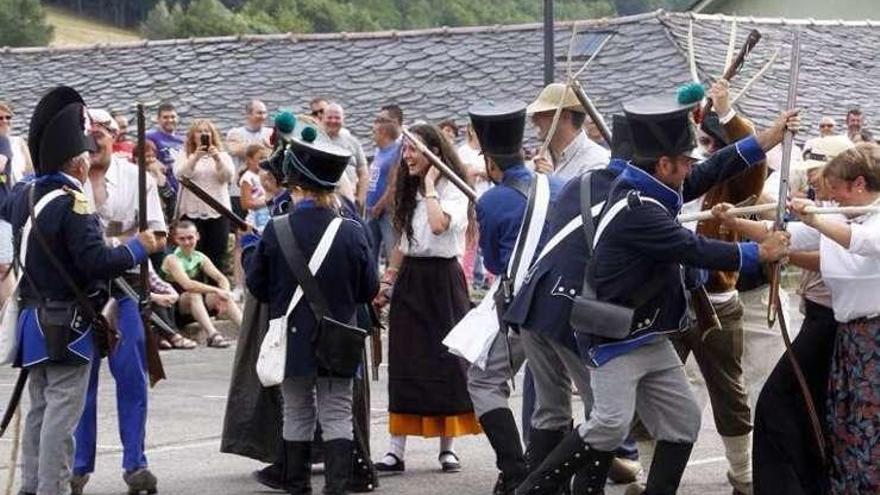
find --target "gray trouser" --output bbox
[467,330,526,418]
[521,328,593,431]
[21,362,92,495]
[578,338,701,451]
[281,376,353,442]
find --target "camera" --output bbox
[200,134,210,149]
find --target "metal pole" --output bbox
[544,0,554,85]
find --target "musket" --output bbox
[702,29,762,116]
[114,278,178,336]
[137,103,166,386]
[401,128,477,203]
[180,177,250,230]
[767,33,800,328]
[0,369,27,437]
[765,31,827,464]
[569,80,612,145]
[680,203,880,223]
[368,305,383,382]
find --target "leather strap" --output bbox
[504,176,538,284]
[25,185,103,325]
[774,292,827,465]
[272,214,341,339]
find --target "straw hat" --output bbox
[797,135,855,171]
[526,83,585,115]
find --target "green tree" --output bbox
[141,0,178,39]
[0,0,53,47]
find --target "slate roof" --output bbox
[1,11,878,145]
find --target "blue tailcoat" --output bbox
[1,174,147,368]
[475,164,563,275]
[242,202,378,377]
[506,136,766,358]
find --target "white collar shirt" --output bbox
[789,203,880,322]
[397,180,469,259]
[552,130,610,182]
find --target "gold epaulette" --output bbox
[62,186,93,215]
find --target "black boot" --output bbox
[254,440,289,490]
[643,442,693,495]
[515,430,614,495]
[525,428,566,473]
[285,441,313,495]
[346,432,378,492]
[323,439,353,495]
[480,408,528,495]
[571,449,614,494]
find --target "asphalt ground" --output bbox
[0,292,801,495]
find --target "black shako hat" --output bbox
[699,111,730,147]
[610,114,634,161]
[468,100,526,162]
[28,86,95,176]
[283,137,351,191]
[621,93,700,163]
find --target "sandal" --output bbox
[170,334,198,350]
[207,332,230,348]
[158,338,172,350]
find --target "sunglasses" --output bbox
[311,109,324,117]
[819,124,834,128]
[0,115,12,122]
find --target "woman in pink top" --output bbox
[174,119,235,270]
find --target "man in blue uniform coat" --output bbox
[2,86,162,495]
[512,92,797,494]
[466,100,563,495]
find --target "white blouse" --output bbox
[789,208,880,323]
[398,179,469,259]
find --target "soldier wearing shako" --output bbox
[1,86,162,495]
[465,100,562,494]
[513,89,796,495]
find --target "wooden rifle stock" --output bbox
[703,29,761,115]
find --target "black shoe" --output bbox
[439,451,461,472]
[123,468,157,495]
[373,453,405,474]
[515,430,614,495]
[323,439,353,495]
[643,441,693,495]
[284,441,313,495]
[480,408,527,494]
[253,462,286,491]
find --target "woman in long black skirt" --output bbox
[372,123,480,474]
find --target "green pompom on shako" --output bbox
[301,126,318,143]
[274,111,296,135]
[676,82,705,106]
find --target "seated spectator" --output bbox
[147,261,197,350]
[161,220,241,348]
[239,144,271,231]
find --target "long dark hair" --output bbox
[393,123,474,244]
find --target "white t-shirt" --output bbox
[398,180,469,259]
[789,208,880,322]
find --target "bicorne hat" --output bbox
[28,86,95,176]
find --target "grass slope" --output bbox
[44,6,141,47]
